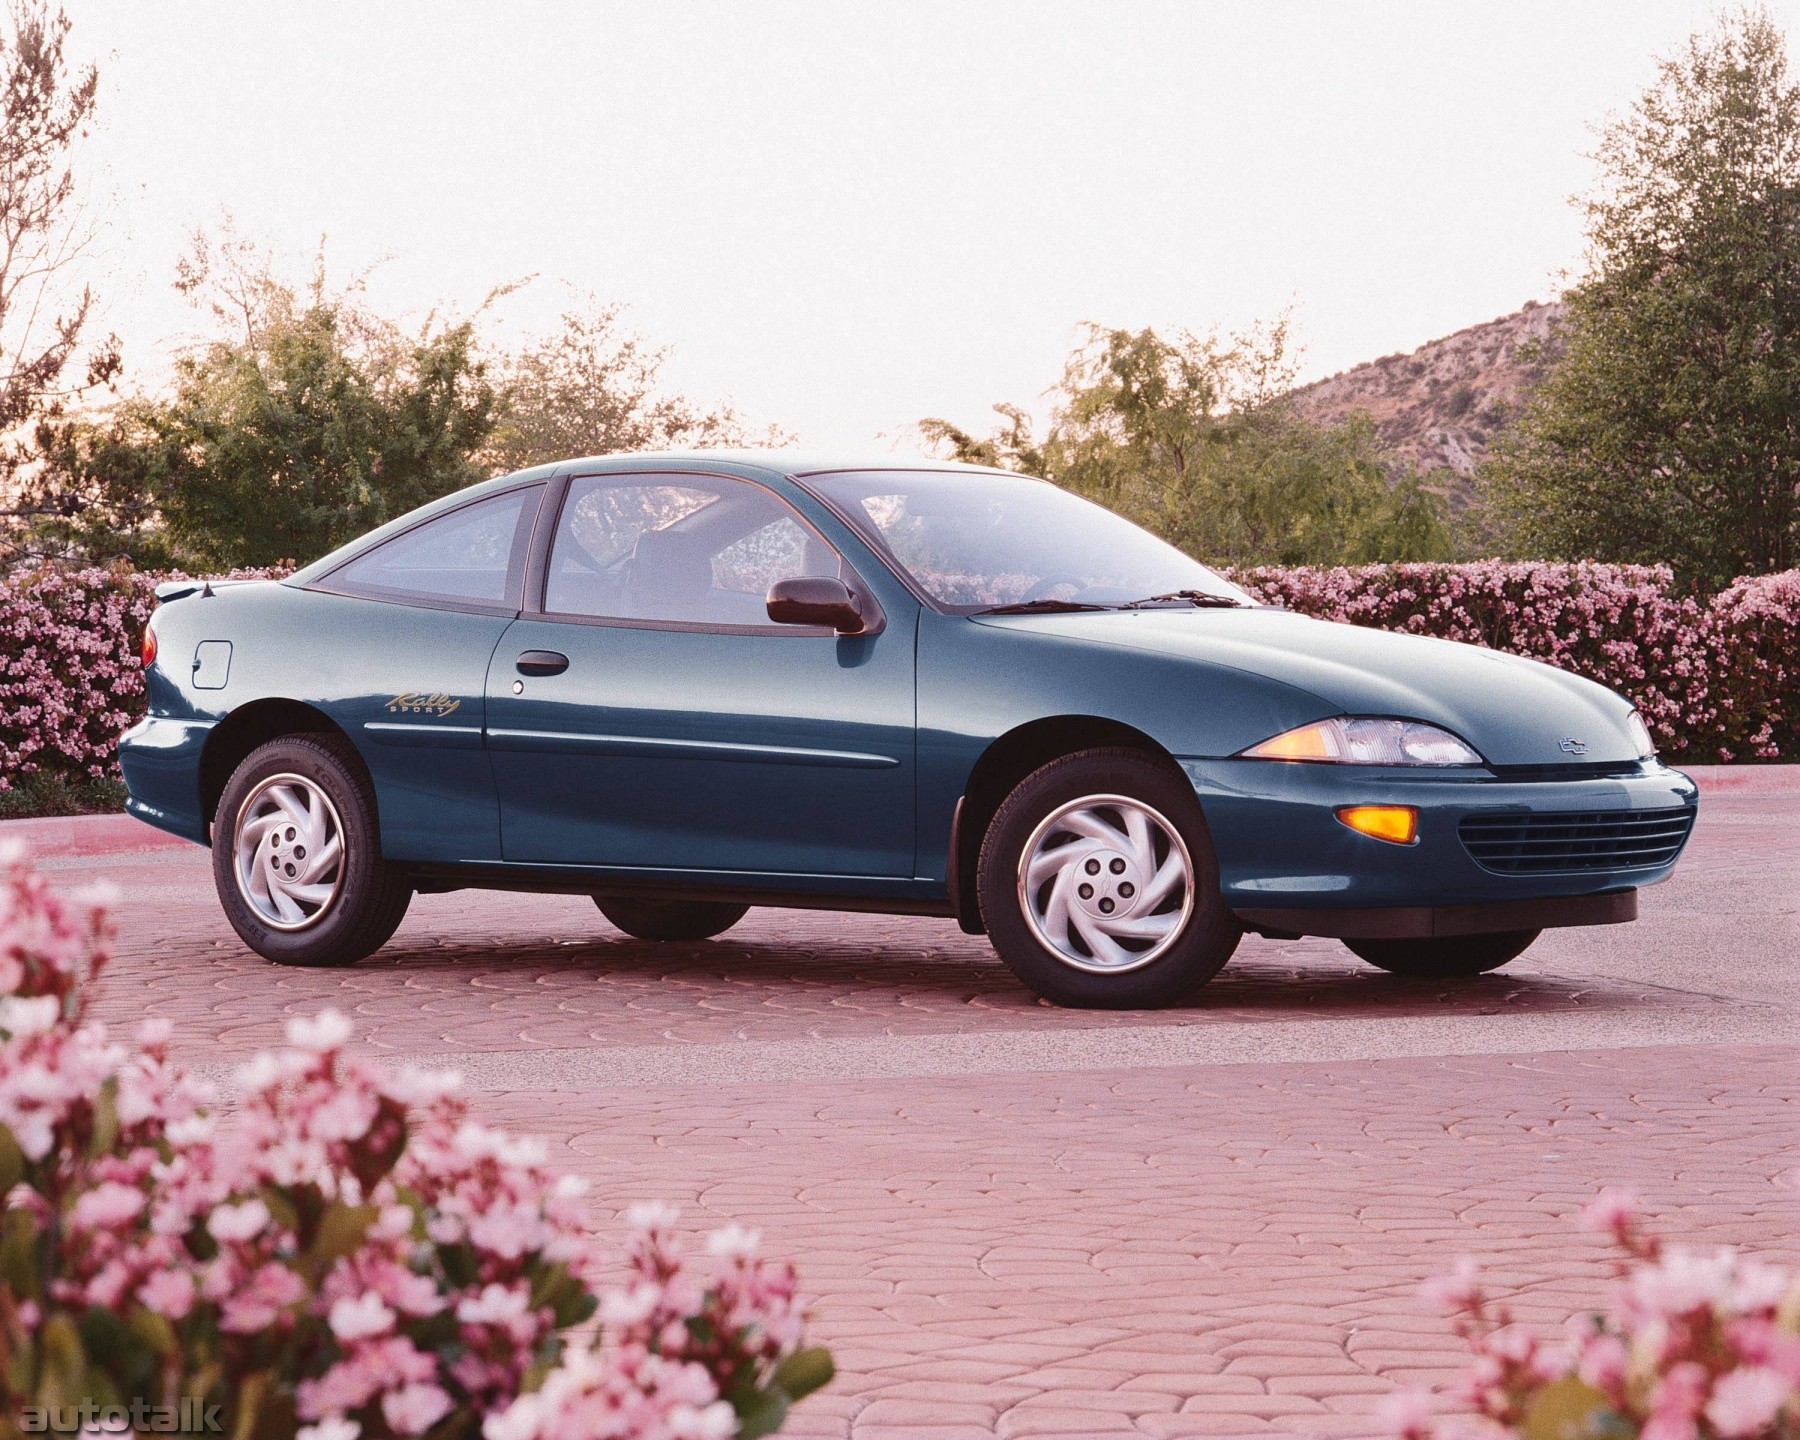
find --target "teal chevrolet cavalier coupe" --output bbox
[120,452,1698,1008]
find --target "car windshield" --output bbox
[802,469,1253,612]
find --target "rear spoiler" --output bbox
[153,578,263,603]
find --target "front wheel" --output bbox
[595,896,750,941]
[213,734,412,968]
[977,748,1241,1008]
[1345,929,1540,978]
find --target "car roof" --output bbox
[546,448,1019,481]
[287,450,1032,586]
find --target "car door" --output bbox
[483,469,917,877]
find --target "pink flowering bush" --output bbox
[0,844,831,1439]
[1227,562,1800,761]
[4,560,1796,787]
[0,563,286,790]
[1384,1191,1800,1439]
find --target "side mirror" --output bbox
[766,576,867,634]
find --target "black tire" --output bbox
[595,896,750,941]
[976,747,1241,1008]
[212,734,411,968]
[1345,928,1540,978]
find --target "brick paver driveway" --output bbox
[21,771,1799,1438]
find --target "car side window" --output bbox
[713,516,844,597]
[543,475,840,627]
[326,486,542,610]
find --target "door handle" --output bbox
[516,650,569,677]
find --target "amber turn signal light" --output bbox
[1335,804,1418,845]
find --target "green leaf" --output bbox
[1521,1375,1619,1440]
[0,1125,24,1193]
[229,1369,269,1440]
[126,1305,180,1358]
[529,1263,595,1329]
[258,1185,301,1236]
[86,1076,119,1159]
[733,1388,790,1440]
[421,1410,477,1440]
[438,1242,479,1289]
[770,1345,835,1402]
[307,1202,378,1275]
[0,1209,41,1301]
[39,1313,84,1390]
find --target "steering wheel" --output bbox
[1020,574,1088,603]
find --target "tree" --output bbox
[923,321,1452,567]
[916,403,1044,476]
[483,296,775,472]
[0,0,118,564]
[1482,8,1800,590]
[29,232,499,569]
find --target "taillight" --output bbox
[141,618,158,669]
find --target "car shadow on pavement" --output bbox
[357,923,1738,1025]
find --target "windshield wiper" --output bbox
[978,598,1113,615]
[1121,589,1251,610]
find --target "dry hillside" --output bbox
[1289,301,1565,490]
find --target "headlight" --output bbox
[1240,717,1483,766]
[1626,710,1656,759]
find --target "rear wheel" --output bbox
[977,748,1241,1008]
[213,734,411,968]
[595,896,750,941]
[1345,929,1539,978]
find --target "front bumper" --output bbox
[1235,886,1638,940]
[1180,757,1697,937]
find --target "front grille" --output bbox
[1458,806,1695,875]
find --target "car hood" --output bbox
[972,607,1645,767]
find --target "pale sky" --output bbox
[68,0,1800,452]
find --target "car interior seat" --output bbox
[625,528,739,622]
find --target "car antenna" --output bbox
[201,580,213,597]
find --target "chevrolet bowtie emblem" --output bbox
[1559,737,1588,755]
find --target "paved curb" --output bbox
[0,812,194,857]
[2,763,1792,860]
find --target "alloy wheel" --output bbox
[232,773,347,931]
[1016,793,1195,973]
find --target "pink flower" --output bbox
[1577,1332,1629,1393]
[1706,1366,1791,1438]
[297,1422,361,1440]
[0,848,826,1440]
[1373,1387,1436,1438]
[287,1009,354,1053]
[706,1223,760,1259]
[138,1268,197,1319]
[329,1292,397,1342]
[1728,1260,1790,1315]
[625,1200,680,1232]
[70,1180,143,1230]
[207,1197,271,1244]
[382,1383,453,1436]
[457,1283,530,1326]
[1580,1187,1640,1236]
[1420,1256,1482,1313]
[218,1261,306,1332]
[0,995,61,1037]
[1646,1361,1709,1435]
[1630,1247,1737,1318]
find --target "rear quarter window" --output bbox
[322,486,542,611]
